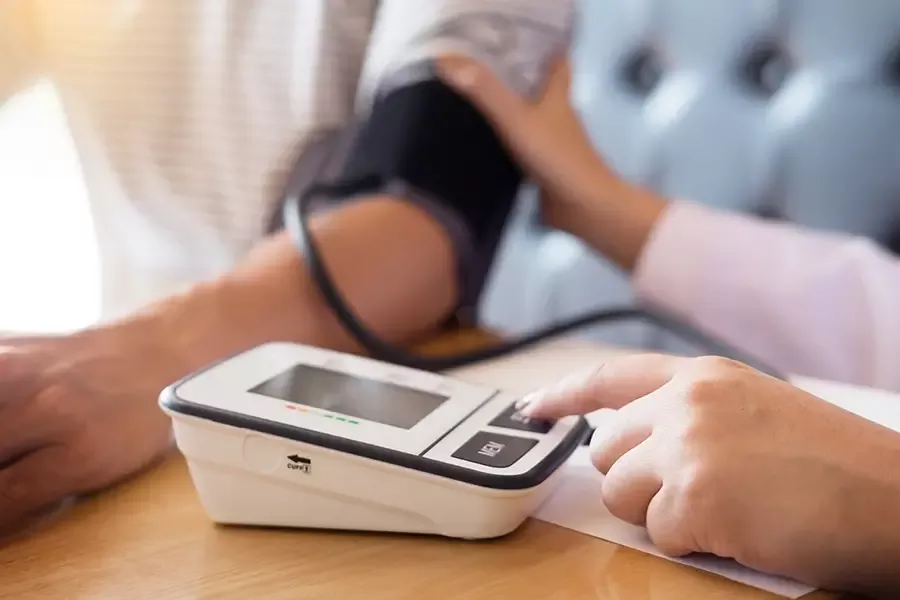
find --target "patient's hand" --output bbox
[518,354,900,596]
[0,321,186,535]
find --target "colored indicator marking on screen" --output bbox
[327,414,359,424]
[282,404,358,423]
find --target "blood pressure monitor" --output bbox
[159,342,590,539]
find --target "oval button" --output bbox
[242,434,284,473]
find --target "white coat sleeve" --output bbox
[634,200,900,392]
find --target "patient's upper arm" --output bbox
[0,1,40,107]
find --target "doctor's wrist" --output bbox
[548,176,668,273]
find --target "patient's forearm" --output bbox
[129,196,459,372]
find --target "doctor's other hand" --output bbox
[437,55,666,272]
[518,354,900,597]
[0,321,186,535]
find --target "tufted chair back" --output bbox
[480,0,900,354]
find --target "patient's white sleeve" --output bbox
[634,200,900,392]
[355,0,575,109]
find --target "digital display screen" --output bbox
[249,363,448,429]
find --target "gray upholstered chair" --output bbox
[481,0,900,355]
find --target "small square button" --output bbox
[489,402,554,434]
[451,431,538,469]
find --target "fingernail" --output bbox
[515,391,545,415]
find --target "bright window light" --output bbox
[0,82,99,333]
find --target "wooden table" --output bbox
[0,330,838,600]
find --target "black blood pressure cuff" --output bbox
[270,67,524,324]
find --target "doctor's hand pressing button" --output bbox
[517,354,900,597]
[0,322,189,536]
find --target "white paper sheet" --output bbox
[450,338,900,599]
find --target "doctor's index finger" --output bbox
[517,353,691,419]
